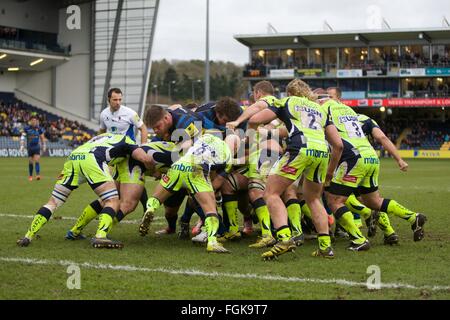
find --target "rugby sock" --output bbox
[381,199,416,224]
[71,200,102,235]
[95,207,116,238]
[335,207,367,244]
[113,210,125,226]
[205,213,219,242]
[35,162,40,175]
[180,202,195,223]
[286,199,303,237]
[140,188,148,212]
[166,213,178,231]
[275,225,292,241]
[146,197,161,212]
[25,206,52,239]
[318,233,332,251]
[300,200,312,220]
[345,194,372,220]
[377,212,396,236]
[28,163,33,177]
[222,195,239,233]
[252,198,271,237]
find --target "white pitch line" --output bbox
[1,256,449,292]
[0,213,162,224]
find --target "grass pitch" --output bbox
[0,157,449,300]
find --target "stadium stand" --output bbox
[0,92,95,149]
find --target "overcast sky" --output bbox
[151,0,450,65]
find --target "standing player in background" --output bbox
[99,88,149,214]
[20,115,46,181]
[99,88,148,143]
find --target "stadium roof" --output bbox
[234,27,450,48]
[0,49,69,72]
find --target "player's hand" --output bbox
[398,159,409,172]
[226,121,240,130]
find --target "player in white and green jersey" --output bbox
[17,133,154,248]
[248,79,343,260]
[66,140,178,240]
[323,97,426,251]
[139,132,241,253]
[357,113,426,243]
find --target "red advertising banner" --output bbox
[340,98,450,107]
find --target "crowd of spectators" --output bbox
[399,121,448,150]
[0,99,94,148]
[245,49,450,75]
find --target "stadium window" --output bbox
[339,47,367,68]
[323,48,337,66]
[400,45,429,67]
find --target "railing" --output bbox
[0,38,70,55]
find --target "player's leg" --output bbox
[194,191,229,253]
[115,182,144,225]
[303,178,333,258]
[238,191,253,236]
[67,198,103,240]
[360,190,426,242]
[326,157,370,251]
[156,190,186,236]
[18,158,79,246]
[221,172,248,240]
[248,180,275,248]
[90,181,123,248]
[261,174,297,260]
[17,183,76,247]
[282,185,303,246]
[27,148,34,181]
[34,153,41,180]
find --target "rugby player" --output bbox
[17,133,154,248]
[20,115,46,181]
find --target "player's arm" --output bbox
[39,132,47,152]
[248,108,278,130]
[138,124,148,145]
[227,100,269,130]
[131,147,155,170]
[371,127,408,171]
[20,132,26,151]
[325,124,343,186]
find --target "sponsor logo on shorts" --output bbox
[69,154,86,161]
[171,163,195,172]
[364,157,379,164]
[306,149,329,158]
[162,174,170,183]
[343,175,357,183]
[281,165,298,175]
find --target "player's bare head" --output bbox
[327,87,342,100]
[253,81,274,100]
[144,105,171,139]
[30,115,38,126]
[108,88,123,110]
[287,79,316,100]
[215,97,241,125]
[313,88,331,104]
[184,103,198,111]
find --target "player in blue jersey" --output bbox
[20,115,46,181]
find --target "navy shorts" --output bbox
[28,147,40,157]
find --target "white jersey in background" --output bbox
[99,105,144,142]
